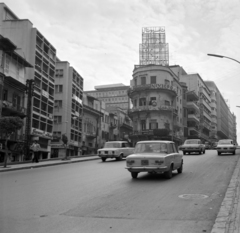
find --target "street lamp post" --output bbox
[207,54,240,64]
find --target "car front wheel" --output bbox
[131,172,138,179]
[101,158,106,162]
[233,151,236,155]
[218,152,221,155]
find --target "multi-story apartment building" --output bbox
[128,65,183,146]
[107,106,133,141]
[205,81,237,143]
[0,35,32,162]
[82,93,102,154]
[0,3,57,160]
[85,83,131,112]
[177,72,212,143]
[51,61,83,158]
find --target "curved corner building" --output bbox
[128,65,184,146]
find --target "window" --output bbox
[149,121,158,129]
[150,76,156,84]
[139,98,146,106]
[54,100,62,109]
[134,99,137,107]
[149,97,156,105]
[12,93,21,107]
[54,116,62,124]
[141,76,146,85]
[165,100,170,106]
[3,90,8,101]
[55,85,63,93]
[141,120,146,130]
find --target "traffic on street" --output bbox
[0,149,239,233]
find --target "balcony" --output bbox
[187,101,199,112]
[200,87,211,103]
[128,84,177,97]
[109,122,117,129]
[203,111,212,122]
[129,130,154,136]
[188,114,200,122]
[120,122,133,130]
[85,132,96,139]
[128,105,177,116]
[188,127,199,136]
[2,100,26,118]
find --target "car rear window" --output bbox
[184,140,200,144]
[104,142,121,148]
[135,143,167,153]
[218,140,233,145]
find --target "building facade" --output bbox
[205,81,237,143]
[51,61,83,158]
[82,93,102,154]
[0,35,32,162]
[85,83,131,113]
[128,65,183,146]
[0,3,57,160]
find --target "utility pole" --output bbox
[24,79,34,160]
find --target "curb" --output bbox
[0,157,100,173]
[211,155,240,233]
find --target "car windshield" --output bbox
[134,143,167,153]
[104,142,121,148]
[184,140,200,144]
[218,140,233,145]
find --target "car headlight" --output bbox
[155,160,164,165]
[127,160,135,165]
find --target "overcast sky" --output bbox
[4,0,240,143]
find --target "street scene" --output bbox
[0,149,240,233]
[1,0,240,233]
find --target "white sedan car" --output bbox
[216,139,236,155]
[126,141,183,179]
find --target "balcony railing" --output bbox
[187,114,200,122]
[129,105,177,114]
[128,83,177,96]
[109,122,117,129]
[186,101,199,111]
[2,100,26,114]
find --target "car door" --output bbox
[173,143,181,167]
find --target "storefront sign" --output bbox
[32,128,53,139]
[131,84,177,94]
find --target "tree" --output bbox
[0,117,24,167]
[61,133,70,160]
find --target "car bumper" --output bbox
[182,148,202,152]
[126,166,168,173]
[217,148,235,153]
[99,154,118,158]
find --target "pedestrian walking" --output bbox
[30,140,41,163]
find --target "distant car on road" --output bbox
[216,139,236,155]
[125,140,183,179]
[98,141,135,162]
[181,139,205,155]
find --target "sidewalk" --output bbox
[0,154,100,173]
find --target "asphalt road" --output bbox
[0,150,239,233]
